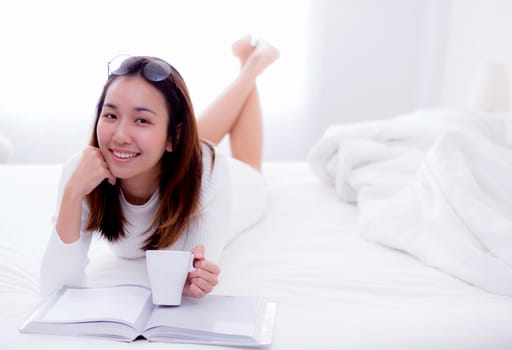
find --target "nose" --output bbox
[112,119,132,144]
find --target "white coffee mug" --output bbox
[146,250,194,305]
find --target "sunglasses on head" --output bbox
[107,55,179,82]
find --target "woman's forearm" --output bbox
[55,184,86,243]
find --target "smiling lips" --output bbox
[111,150,140,160]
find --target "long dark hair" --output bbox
[85,56,213,250]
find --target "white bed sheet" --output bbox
[1,162,512,350]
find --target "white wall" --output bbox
[0,0,466,164]
[298,0,448,156]
[0,0,310,163]
[441,0,512,110]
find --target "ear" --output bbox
[166,123,182,152]
[166,140,173,152]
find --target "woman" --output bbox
[40,36,279,298]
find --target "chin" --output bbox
[109,168,133,180]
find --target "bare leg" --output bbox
[197,36,279,171]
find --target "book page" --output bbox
[146,295,263,336]
[41,285,152,325]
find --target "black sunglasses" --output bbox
[107,55,178,82]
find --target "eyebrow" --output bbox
[103,103,158,115]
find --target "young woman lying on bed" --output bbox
[40,36,280,297]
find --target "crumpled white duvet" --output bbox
[308,108,512,295]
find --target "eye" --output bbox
[102,113,117,120]
[135,117,150,125]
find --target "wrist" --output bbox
[56,184,87,244]
[63,182,88,202]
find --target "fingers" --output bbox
[183,246,220,298]
[97,160,116,185]
[191,244,205,260]
[186,275,218,298]
[186,282,208,298]
[189,262,220,284]
[70,146,116,196]
[85,147,116,185]
[193,258,220,276]
[106,172,116,186]
[186,258,220,298]
[188,278,215,297]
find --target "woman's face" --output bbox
[96,75,172,183]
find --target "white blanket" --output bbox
[308,108,512,295]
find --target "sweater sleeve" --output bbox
[39,153,93,296]
[180,146,232,264]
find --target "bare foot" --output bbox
[232,35,255,65]
[242,39,280,78]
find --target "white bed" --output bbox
[2,113,512,350]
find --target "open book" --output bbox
[19,284,277,347]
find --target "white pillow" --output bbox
[0,133,13,163]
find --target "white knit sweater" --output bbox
[40,143,231,296]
